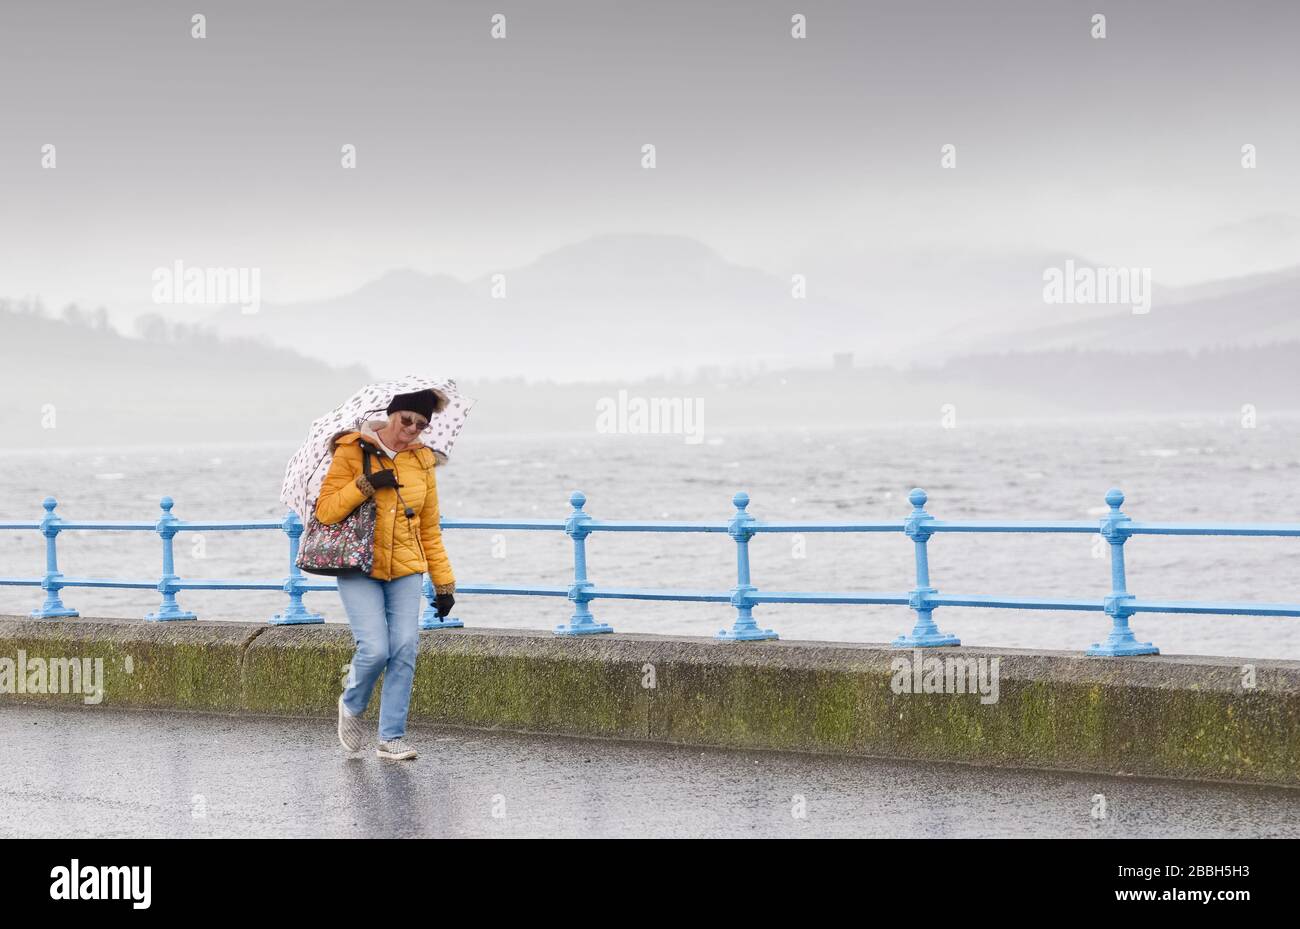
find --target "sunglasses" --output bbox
[397,413,429,431]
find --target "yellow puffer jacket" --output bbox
[314,422,456,592]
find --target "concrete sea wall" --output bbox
[2,616,1297,787]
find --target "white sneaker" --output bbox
[337,694,365,752]
[376,738,417,760]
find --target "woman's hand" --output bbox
[434,593,455,617]
[368,469,399,490]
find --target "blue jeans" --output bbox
[337,572,424,742]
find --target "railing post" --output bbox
[555,490,612,635]
[892,488,959,647]
[1087,488,1158,656]
[419,572,464,629]
[718,492,777,641]
[270,510,324,624]
[144,496,197,621]
[30,496,78,618]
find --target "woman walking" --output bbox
[314,389,457,760]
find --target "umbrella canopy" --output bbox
[280,375,474,522]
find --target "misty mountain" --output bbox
[204,234,869,381]
[973,265,1300,355]
[205,235,1250,378]
[1199,214,1300,276]
[794,246,1174,356]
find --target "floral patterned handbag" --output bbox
[296,441,379,576]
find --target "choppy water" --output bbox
[4,416,1300,660]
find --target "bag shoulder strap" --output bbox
[357,440,376,477]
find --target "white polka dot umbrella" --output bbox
[280,375,474,522]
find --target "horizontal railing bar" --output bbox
[454,583,570,597]
[36,578,159,590]
[10,578,1297,618]
[929,594,1104,611]
[440,518,565,530]
[927,521,1099,534]
[45,521,285,532]
[578,521,731,533]
[173,580,285,591]
[167,521,284,531]
[6,578,300,592]
[1127,523,1300,537]
[1128,599,1300,617]
[750,522,903,533]
[39,521,157,531]
[587,586,732,602]
[751,590,910,605]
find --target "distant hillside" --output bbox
[0,306,371,447]
[800,246,1162,355]
[454,342,1300,435]
[912,343,1300,419]
[5,298,1298,450]
[959,265,1300,355]
[203,233,869,381]
[201,235,1294,380]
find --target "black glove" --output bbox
[367,468,399,490]
[434,593,455,618]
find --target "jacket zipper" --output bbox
[379,451,427,579]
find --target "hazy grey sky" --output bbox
[2,0,1297,310]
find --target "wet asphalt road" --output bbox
[1,704,1297,838]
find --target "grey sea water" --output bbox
[4,416,1300,660]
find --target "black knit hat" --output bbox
[386,389,439,420]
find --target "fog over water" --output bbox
[3,1,1298,661]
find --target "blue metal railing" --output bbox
[3,487,1299,655]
